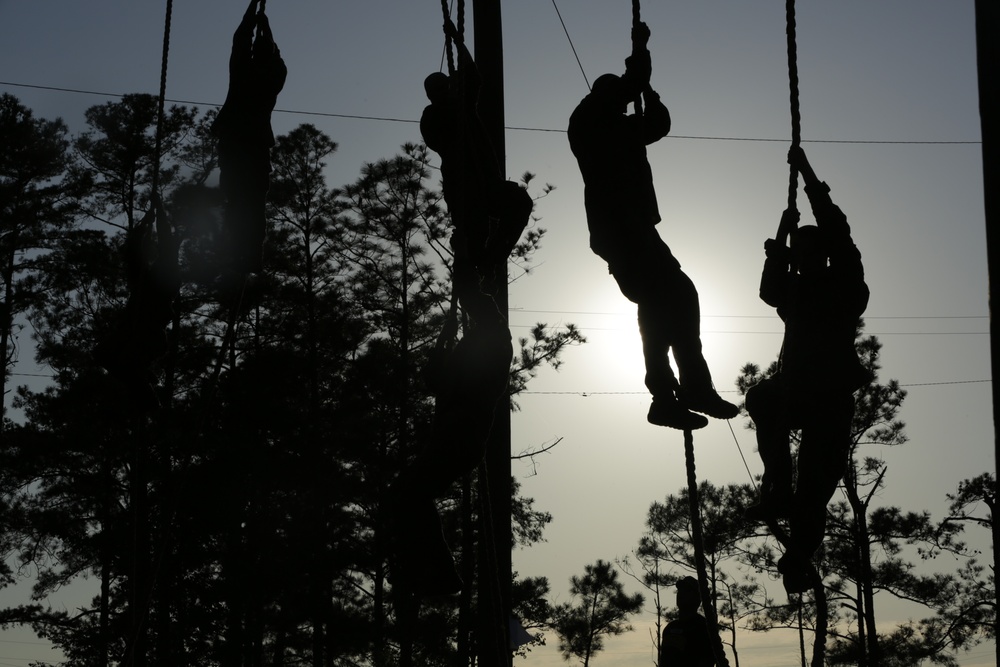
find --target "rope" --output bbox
[124,3,173,662]
[151,0,173,199]
[630,0,643,117]
[683,429,731,667]
[785,0,800,211]
[440,0,456,75]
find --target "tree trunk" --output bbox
[457,475,474,667]
[797,601,806,667]
[810,580,827,667]
[974,0,1000,661]
[126,420,152,667]
[99,454,113,667]
[844,461,876,667]
[856,511,880,666]
[0,248,16,437]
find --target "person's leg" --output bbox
[790,393,853,558]
[779,392,854,593]
[605,234,707,430]
[659,264,738,420]
[744,376,793,519]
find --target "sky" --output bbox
[0,1,996,666]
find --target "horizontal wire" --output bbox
[521,379,991,396]
[0,80,982,145]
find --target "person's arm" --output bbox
[759,213,794,309]
[640,87,671,144]
[789,145,850,237]
[231,0,258,63]
[442,16,482,99]
[792,144,868,312]
[622,22,651,100]
[774,206,798,248]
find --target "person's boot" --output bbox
[679,387,740,420]
[744,486,793,522]
[647,396,708,430]
[777,551,820,595]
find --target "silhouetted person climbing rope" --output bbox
[568,22,737,431]
[212,0,286,279]
[659,577,717,667]
[95,196,179,410]
[744,146,869,594]
[388,15,533,597]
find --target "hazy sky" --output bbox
[0,1,994,665]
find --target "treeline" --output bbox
[0,91,582,667]
[613,336,997,667]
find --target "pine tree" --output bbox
[552,559,644,667]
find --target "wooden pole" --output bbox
[473,1,512,666]
[973,3,1000,661]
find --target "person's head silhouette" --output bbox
[676,576,701,615]
[590,73,629,113]
[790,225,827,276]
[424,72,450,104]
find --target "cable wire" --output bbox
[550,0,590,90]
[0,80,981,145]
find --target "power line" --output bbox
[0,80,982,145]
[550,0,590,90]
[509,323,989,336]
[520,379,991,396]
[510,309,988,319]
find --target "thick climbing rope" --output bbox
[765,0,799,555]
[125,6,175,664]
[150,0,173,199]
[441,0,455,75]
[785,0,800,211]
[683,430,731,667]
[439,0,465,76]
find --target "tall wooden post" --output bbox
[473,1,513,666]
[974,3,1000,662]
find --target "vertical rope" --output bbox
[786,0,800,211]
[631,0,643,117]
[440,0,456,75]
[151,0,173,201]
[683,430,731,667]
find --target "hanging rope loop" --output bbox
[785,0,801,212]
[440,0,465,76]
